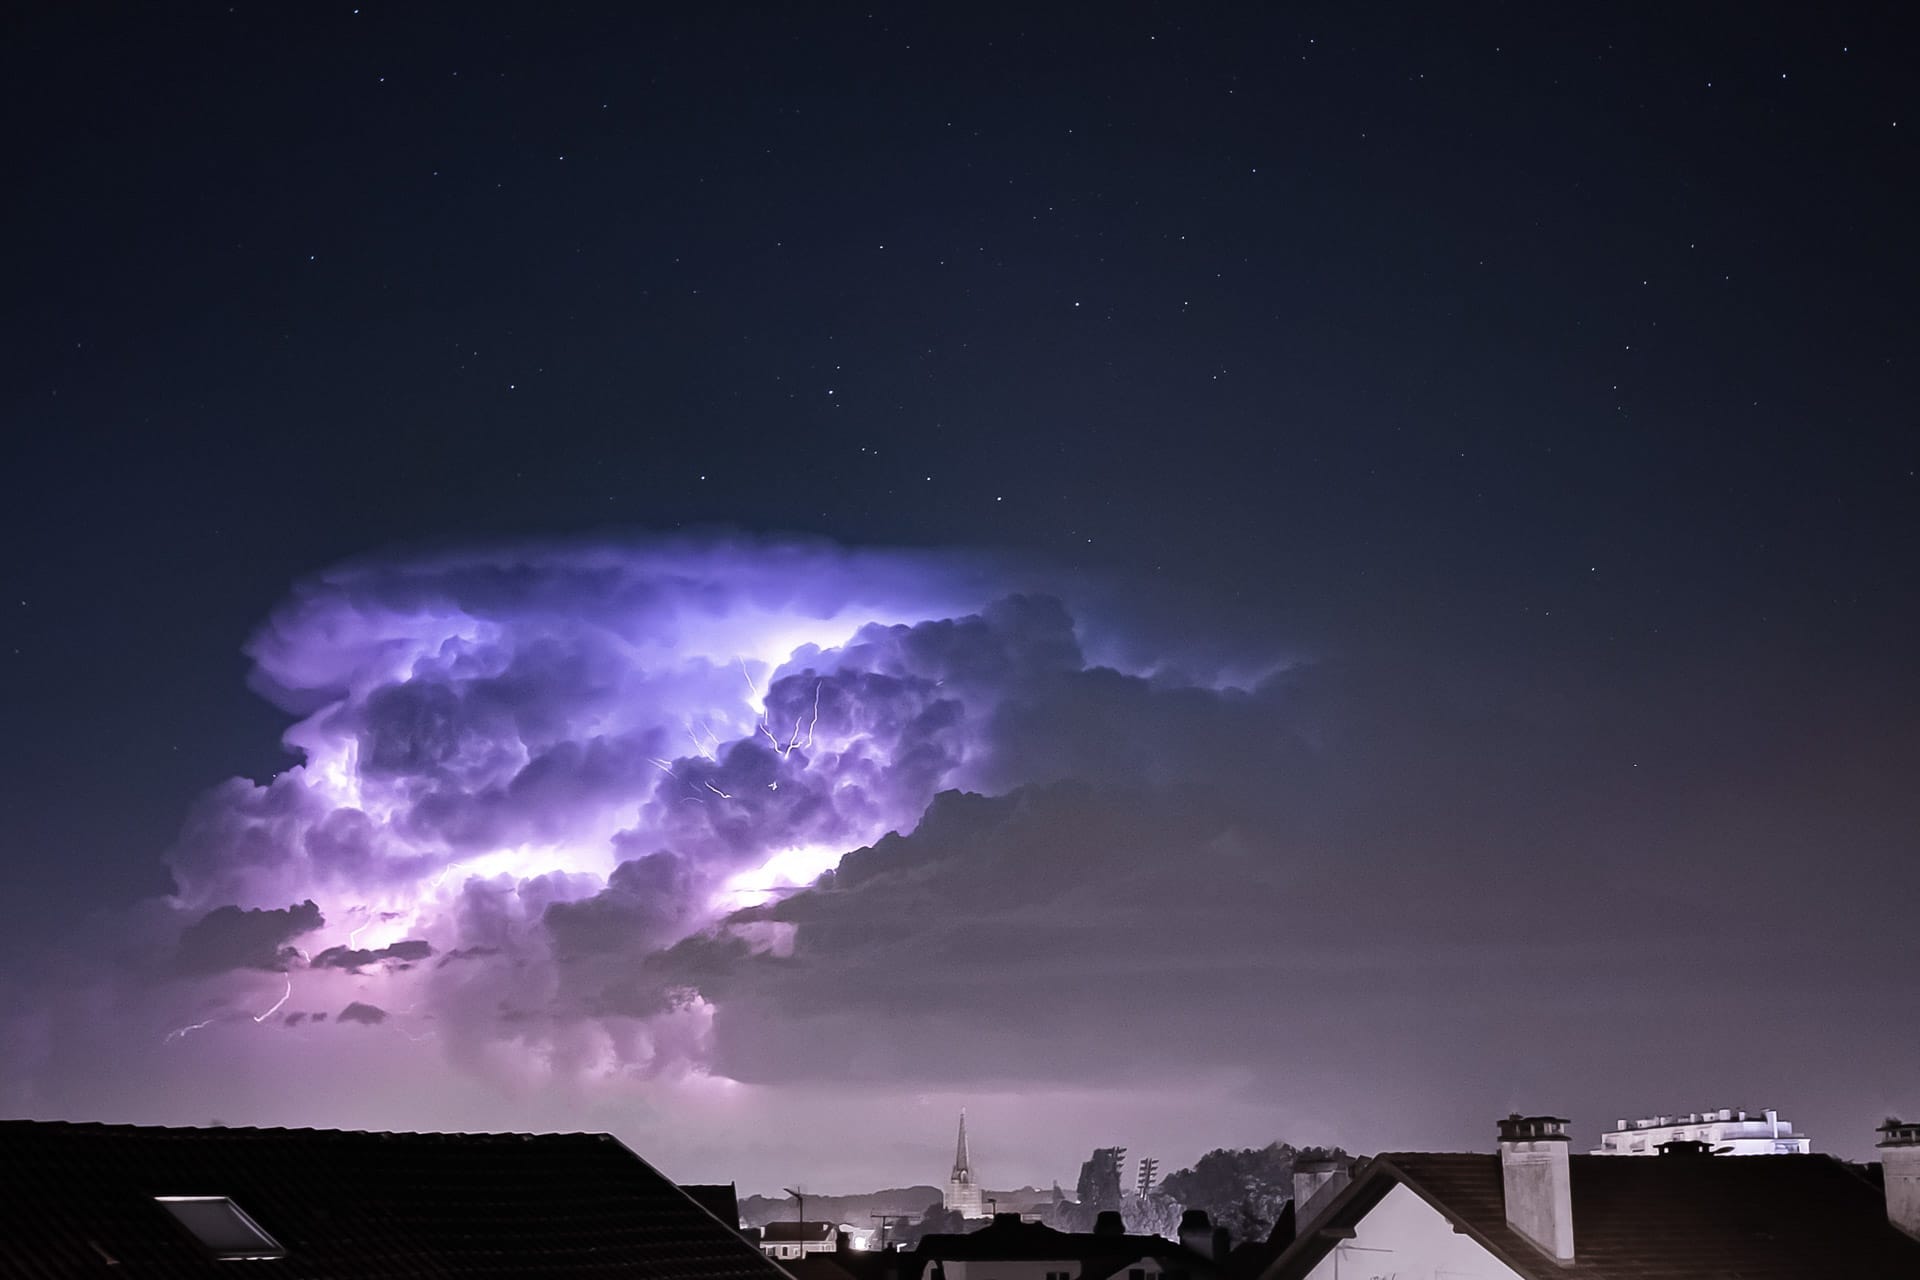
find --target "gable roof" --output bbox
[0,1118,793,1279]
[1267,1151,1920,1280]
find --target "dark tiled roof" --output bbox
[1269,1151,1920,1280]
[0,1119,795,1280]
[784,1252,929,1280]
[681,1185,743,1231]
[1079,1249,1213,1280]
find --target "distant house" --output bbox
[1593,1107,1811,1156]
[0,1118,795,1278]
[920,1210,1221,1280]
[763,1219,843,1260]
[1261,1114,1920,1279]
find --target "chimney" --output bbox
[1093,1210,1124,1236]
[1497,1115,1575,1262]
[836,1230,852,1256]
[1879,1119,1920,1241]
[1177,1210,1215,1259]
[1291,1157,1350,1232]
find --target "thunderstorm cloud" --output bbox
[3,531,1912,1180]
[17,534,1283,1101]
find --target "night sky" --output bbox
[2,4,1915,1187]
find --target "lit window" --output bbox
[155,1197,285,1260]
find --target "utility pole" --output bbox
[784,1188,805,1227]
[1136,1157,1159,1199]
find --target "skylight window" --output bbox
[155,1197,285,1260]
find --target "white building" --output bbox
[759,1221,839,1261]
[1592,1106,1810,1156]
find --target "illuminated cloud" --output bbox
[30,533,1271,1100]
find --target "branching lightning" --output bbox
[755,679,824,759]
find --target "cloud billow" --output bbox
[13,534,1323,1118]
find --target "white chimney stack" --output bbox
[1880,1119,1920,1241]
[1291,1157,1350,1232]
[1498,1115,1575,1262]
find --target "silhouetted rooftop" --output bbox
[0,1118,791,1278]
[919,1214,1212,1269]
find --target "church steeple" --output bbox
[953,1109,971,1177]
[945,1109,983,1218]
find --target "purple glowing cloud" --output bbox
[107,535,1249,1092]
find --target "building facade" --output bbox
[1592,1107,1810,1156]
[761,1221,842,1261]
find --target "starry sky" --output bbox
[1,4,1915,1187]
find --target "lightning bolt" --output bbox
[252,976,293,1023]
[764,680,824,759]
[347,921,369,948]
[164,1017,218,1044]
[703,780,732,799]
[685,722,721,762]
[781,681,823,757]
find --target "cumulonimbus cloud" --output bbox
[1,533,1317,1126]
[46,534,1264,1089]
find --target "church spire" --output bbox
[945,1109,983,1218]
[953,1108,971,1177]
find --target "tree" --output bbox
[1075,1147,1127,1215]
[1120,1191,1183,1239]
[1157,1142,1348,1246]
[920,1201,966,1234]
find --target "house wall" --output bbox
[1297,1184,1524,1280]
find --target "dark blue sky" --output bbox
[0,4,1914,1170]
